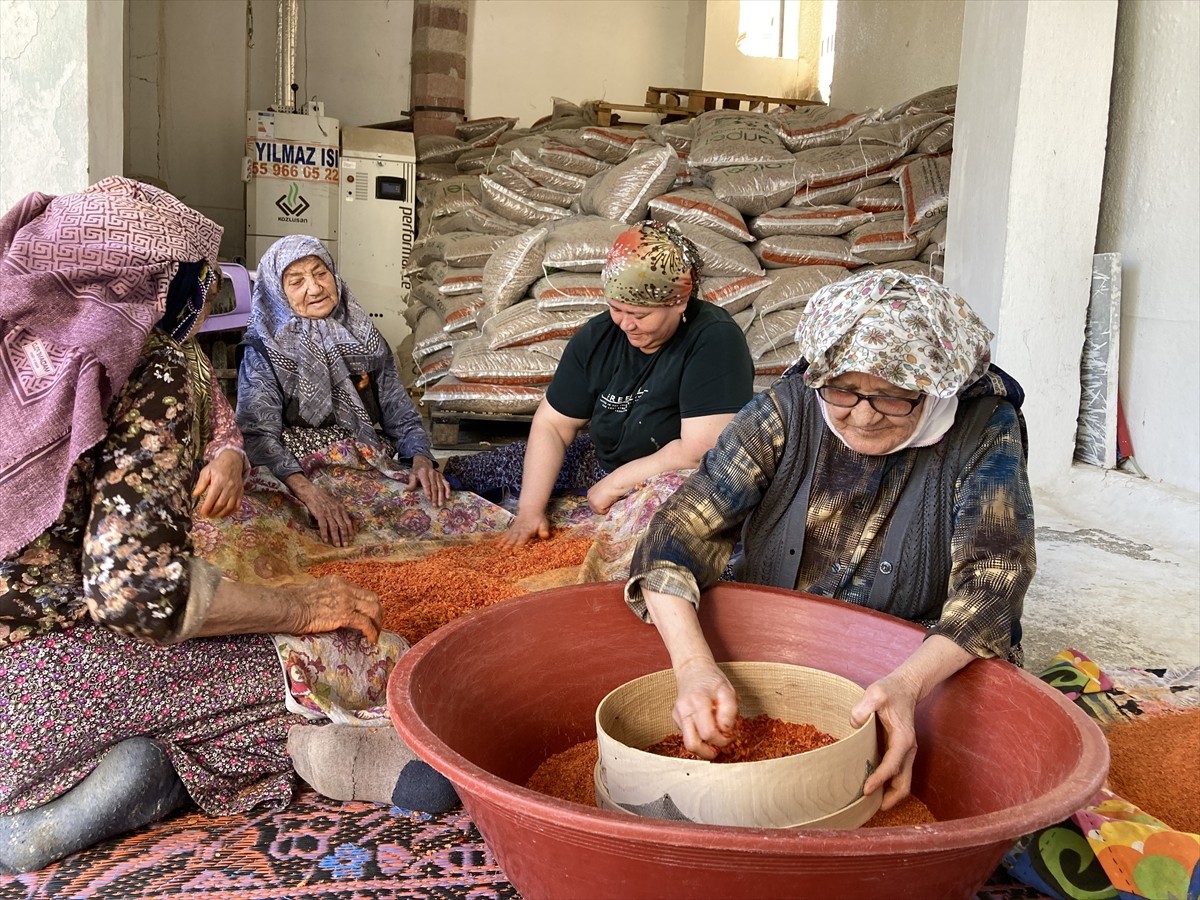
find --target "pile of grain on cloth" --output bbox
[193,435,600,591]
[408,87,956,583]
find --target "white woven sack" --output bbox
[579,145,682,224]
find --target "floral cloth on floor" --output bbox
[578,470,693,583]
[273,630,410,726]
[192,437,515,582]
[192,436,516,725]
[1003,649,1200,900]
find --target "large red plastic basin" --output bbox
[388,582,1108,900]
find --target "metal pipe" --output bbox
[275,0,298,112]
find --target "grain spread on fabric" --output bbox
[1104,707,1200,834]
[307,535,591,644]
[647,713,836,762]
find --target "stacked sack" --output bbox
[408,86,956,413]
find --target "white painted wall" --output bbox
[466,0,697,125]
[702,0,821,101]
[941,0,1023,336]
[0,0,90,211]
[287,0,414,126]
[1096,0,1200,494]
[829,0,963,112]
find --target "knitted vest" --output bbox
[738,373,1001,622]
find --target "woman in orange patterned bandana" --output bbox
[442,220,755,548]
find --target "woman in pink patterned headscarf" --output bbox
[0,179,451,874]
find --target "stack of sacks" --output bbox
[409,86,956,414]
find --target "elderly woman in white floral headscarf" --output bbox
[625,268,1035,812]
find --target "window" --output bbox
[737,0,801,60]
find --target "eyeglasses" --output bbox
[817,385,924,417]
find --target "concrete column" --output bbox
[411,0,467,139]
[945,0,1117,489]
[88,0,124,184]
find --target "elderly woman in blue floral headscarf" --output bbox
[442,220,755,549]
[626,269,1035,812]
[237,235,449,547]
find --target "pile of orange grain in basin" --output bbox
[307,533,591,644]
[527,712,938,828]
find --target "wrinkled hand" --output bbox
[285,575,383,643]
[403,455,450,507]
[302,484,357,547]
[586,474,628,515]
[193,449,245,518]
[850,671,920,810]
[496,509,551,548]
[671,657,739,760]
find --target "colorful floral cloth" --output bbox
[1004,650,1200,900]
[579,470,693,583]
[795,268,994,397]
[273,630,410,726]
[194,434,517,724]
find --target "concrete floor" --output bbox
[1022,463,1200,673]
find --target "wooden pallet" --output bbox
[594,86,822,126]
[429,406,533,451]
[647,86,823,114]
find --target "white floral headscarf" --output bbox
[795,269,994,398]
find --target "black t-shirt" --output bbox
[546,298,754,472]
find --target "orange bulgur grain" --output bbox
[307,534,591,644]
[863,794,938,827]
[1105,708,1200,833]
[647,714,837,763]
[526,739,600,807]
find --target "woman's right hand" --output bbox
[496,509,551,548]
[672,656,739,759]
[286,575,383,643]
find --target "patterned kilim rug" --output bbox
[0,792,515,900]
[0,787,1046,900]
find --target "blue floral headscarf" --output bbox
[243,234,389,442]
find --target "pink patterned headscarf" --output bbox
[0,177,223,558]
[601,220,702,307]
[794,269,993,398]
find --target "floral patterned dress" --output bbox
[0,333,303,816]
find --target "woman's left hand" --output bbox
[586,475,628,515]
[849,671,921,811]
[849,635,974,811]
[405,455,450,507]
[193,448,245,518]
